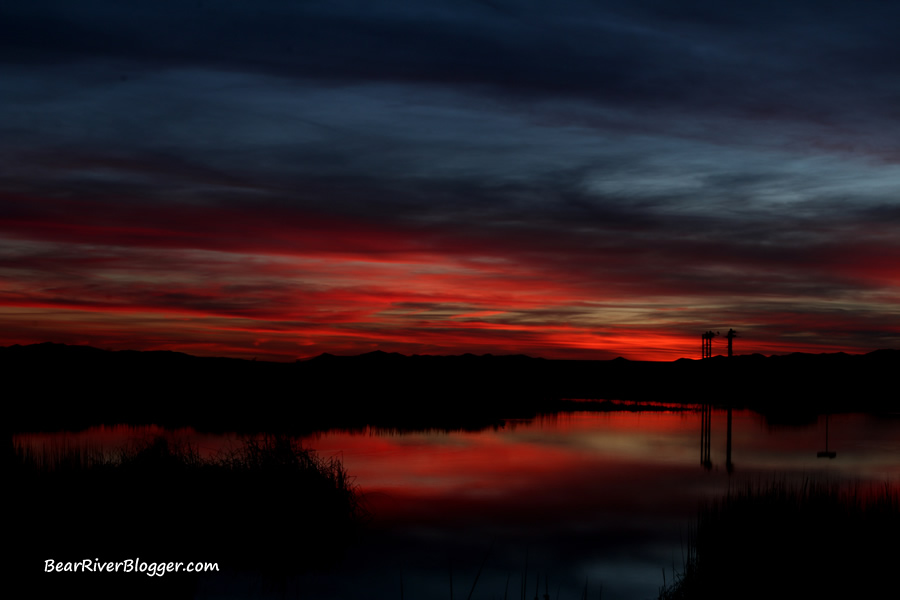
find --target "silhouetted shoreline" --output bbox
[5,343,898,433]
[658,479,899,600]
[10,434,364,600]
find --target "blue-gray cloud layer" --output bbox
[2,0,898,354]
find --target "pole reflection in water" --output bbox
[817,413,837,459]
[726,406,733,473]
[700,403,712,469]
[700,404,735,473]
[12,409,899,600]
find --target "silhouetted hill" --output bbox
[4,343,897,433]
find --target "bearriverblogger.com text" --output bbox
[44,558,218,577]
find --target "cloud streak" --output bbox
[2,1,898,359]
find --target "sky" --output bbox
[1,0,899,361]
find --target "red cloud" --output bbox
[2,193,897,360]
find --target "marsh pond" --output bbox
[15,406,900,600]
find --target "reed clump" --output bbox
[658,478,899,600]
[11,433,366,594]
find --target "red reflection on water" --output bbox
[301,411,900,525]
[15,424,242,463]
[303,412,706,526]
[15,411,899,516]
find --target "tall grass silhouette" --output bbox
[10,434,366,598]
[658,478,899,600]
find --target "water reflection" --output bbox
[817,414,837,459]
[700,404,712,470]
[290,410,898,600]
[13,409,900,600]
[700,404,733,473]
[15,424,244,468]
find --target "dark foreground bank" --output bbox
[9,435,366,600]
[658,479,899,600]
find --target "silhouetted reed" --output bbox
[11,436,111,471]
[658,478,899,600]
[10,434,366,598]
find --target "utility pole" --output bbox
[701,330,717,359]
[725,329,738,357]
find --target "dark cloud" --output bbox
[5,1,899,116]
[1,0,898,358]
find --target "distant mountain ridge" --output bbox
[5,341,896,364]
[5,342,897,433]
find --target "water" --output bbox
[14,407,900,599]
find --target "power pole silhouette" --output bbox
[701,330,717,359]
[725,329,738,357]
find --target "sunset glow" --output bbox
[3,1,899,360]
